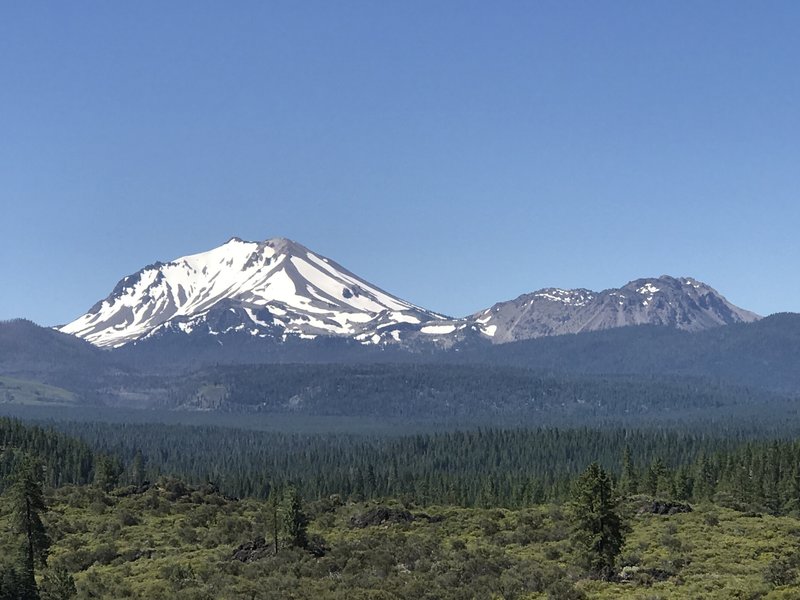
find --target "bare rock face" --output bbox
[467,276,760,343]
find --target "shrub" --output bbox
[117,509,140,527]
[546,579,587,600]
[765,554,799,587]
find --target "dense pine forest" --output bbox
[39,421,800,514]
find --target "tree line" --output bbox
[44,420,800,515]
[0,418,94,491]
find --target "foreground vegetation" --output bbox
[3,478,800,599]
[4,418,800,598]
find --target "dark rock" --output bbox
[129,548,155,561]
[307,533,329,557]
[112,483,152,497]
[349,506,415,528]
[415,512,445,523]
[638,500,693,515]
[232,537,274,562]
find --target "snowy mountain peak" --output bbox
[59,238,761,351]
[60,237,442,348]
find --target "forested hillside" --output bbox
[143,363,795,428]
[469,313,800,394]
[2,316,800,427]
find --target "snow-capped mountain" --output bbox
[467,276,761,343]
[60,237,761,351]
[60,237,445,348]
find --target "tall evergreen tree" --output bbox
[693,454,715,501]
[39,567,77,600]
[645,458,668,497]
[619,446,638,496]
[673,465,693,501]
[265,483,281,555]
[11,455,50,599]
[764,441,782,515]
[570,462,625,580]
[281,486,308,549]
[130,451,146,488]
[94,456,123,492]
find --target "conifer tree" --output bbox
[94,456,123,492]
[693,454,715,501]
[281,486,308,549]
[673,465,693,501]
[0,565,25,600]
[619,446,638,496]
[130,451,146,488]
[11,455,50,599]
[39,566,77,600]
[789,469,800,515]
[645,458,669,497]
[265,483,281,555]
[571,462,625,580]
[764,441,782,515]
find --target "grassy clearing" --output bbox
[0,376,78,406]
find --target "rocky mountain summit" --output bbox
[467,276,760,343]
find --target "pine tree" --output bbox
[130,451,146,488]
[619,446,638,496]
[764,441,782,515]
[646,458,669,497]
[571,462,625,580]
[11,455,51,599]
[673,465,693,501]
[693,454,715,501]
[39,566,77,600]
[281,486,308,549]
[0,565,25,600]
[94,456,123,492]
[265,483,281,555]
[789,468,800,515]
[365,464,377,498]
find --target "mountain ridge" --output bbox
[58,237,760,349]
[467,274,760,343]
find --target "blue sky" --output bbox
[2,1,799,325]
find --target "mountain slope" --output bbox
[468,276,760,343]
[0,319,121,400]
[60,237,445,348]
[0,319,109,376]
[167,363,785,421]
[452,313,800,394]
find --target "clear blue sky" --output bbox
[2,1,798,325]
